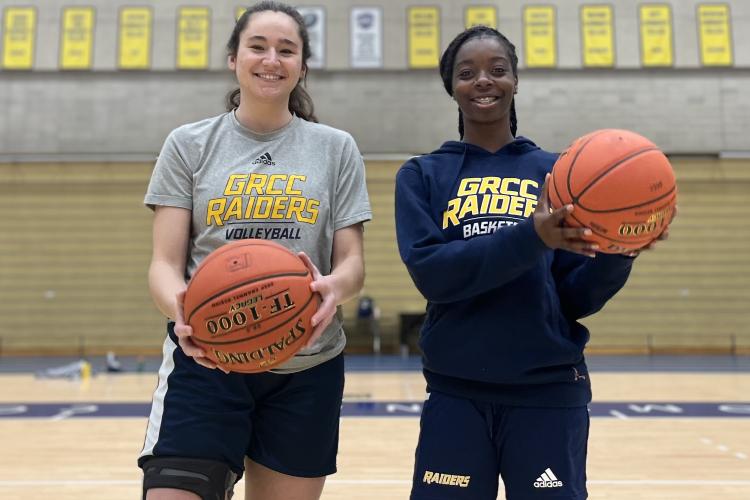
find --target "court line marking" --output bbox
[586,480,750,486]
[49,404,99,421]
[699,436,748,461]
[2,479,750,487]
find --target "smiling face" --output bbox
[228,10,305,103]
[451,36,517,130]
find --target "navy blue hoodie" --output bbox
[395,137,634,407]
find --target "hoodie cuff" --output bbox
[516,216,549,253]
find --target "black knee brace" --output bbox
[141,457,238,500]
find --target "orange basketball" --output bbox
[183,240,319,373]
[548,129,677,253]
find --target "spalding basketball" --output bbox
[183,240,319,373]
[548,129,677,253]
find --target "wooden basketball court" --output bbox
[1,363,749,499]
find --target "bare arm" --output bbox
[299,223,366,344]
[148,206,222,370]
[328,222,366,305]
[148,206,191,319]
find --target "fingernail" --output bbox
[584,229,592,236]
[590,244,598,249]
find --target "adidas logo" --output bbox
[533,468,563,488]
[252,152,275,165]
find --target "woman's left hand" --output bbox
[298,252,338,347]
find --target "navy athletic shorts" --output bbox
[411,390,589,500]
[139,323,345,478]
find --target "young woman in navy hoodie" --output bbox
[395,26,670,500]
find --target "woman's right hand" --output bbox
[174,291,228,373]
[533,174,599,258]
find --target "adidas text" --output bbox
[533,480,563,488]
[534,468,563,488]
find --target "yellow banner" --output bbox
[60,7,95,70]
[2,7,36,69]
[698,4,732,66]
[523,6,556,68]
[465,6,497,29]
[177,7,210,69]
[639,4,673,67]
[408,7,439,69]
[581,5,614,67]
[119,7,152,69]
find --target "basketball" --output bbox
[183,240,319,373]
[548,129,677,253]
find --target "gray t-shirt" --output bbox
[145,112,372,372]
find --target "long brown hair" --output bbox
[225,1,318,122]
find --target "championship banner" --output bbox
[408,6,440,69]
[350,7,383,68]
[2,7,36,69]
[177,7,210,69]
[523,5,556,68]
[697,4,732,66]
[581,4,614,67]
[639,4,673,67]
[60,7,95,70]
[465,6,497,29]
[118,7,152,69]
[297,6,325,69]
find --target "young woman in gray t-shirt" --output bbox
[139,2,372,499]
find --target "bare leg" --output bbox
[244,458,326,500]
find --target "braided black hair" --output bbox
[439,26,518,139]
